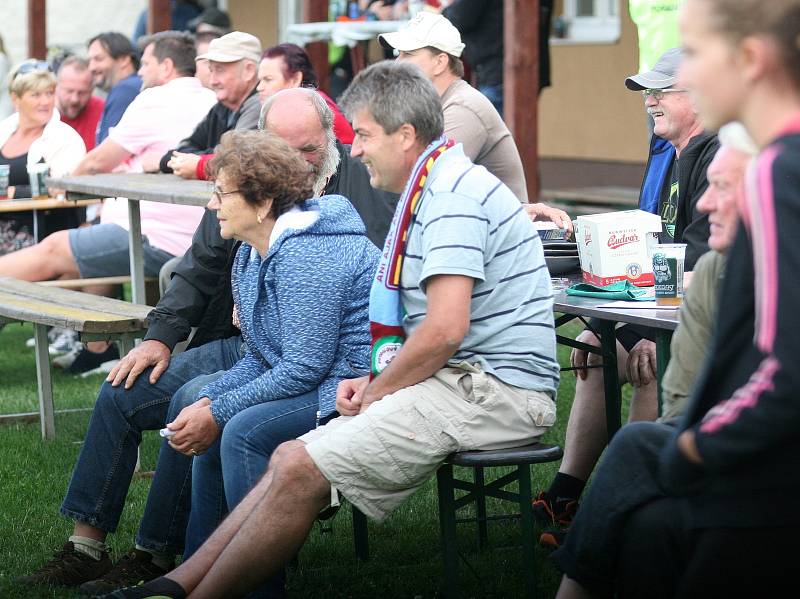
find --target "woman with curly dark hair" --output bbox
[165,130,379,587]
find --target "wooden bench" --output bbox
[0,277,151,439]
[540,186,639,216]
[39,275,161,305]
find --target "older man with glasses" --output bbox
[532,47,719,550]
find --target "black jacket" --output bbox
[158,87,261,172]
[660,131,800,528]
[145,141,398,350]
[668,131,718,270]
[443,0,553,91]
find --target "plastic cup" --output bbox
[0,164,9,199]
[28,163,49,199]
[651,243,686,306]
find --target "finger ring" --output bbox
[190,448,198,456]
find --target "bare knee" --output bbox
[271,444,328,502]
[269,440,307,470]
[41,231,79,277]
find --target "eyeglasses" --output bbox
[641,88,686,100]
[211,186,240,202]
[14,60,52,80]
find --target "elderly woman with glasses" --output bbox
[162,130,377,580]
[0,59,85,253]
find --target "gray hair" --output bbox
[339,60,443,145]
[258,87,340,197]
[717,121,759,156]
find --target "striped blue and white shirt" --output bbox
[400,144,560,397]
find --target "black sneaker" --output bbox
[80,549,172,596]
[532,491,579,527]
[17,541,112,586]
[66,344,121,375]
[94,577,186,599]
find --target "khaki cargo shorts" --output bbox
[299,363,556,522]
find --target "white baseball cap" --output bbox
[379,12,465,58]
[196,31,262,63]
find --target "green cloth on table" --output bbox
[566,280,651,301]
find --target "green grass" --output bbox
[0,320,630,599]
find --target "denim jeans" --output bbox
[185,389,318,599]
[60,336,245,555]
[479,84,504,117]
[551,421,676,597]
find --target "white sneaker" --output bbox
[50,329,79,355]
[53,343,83,369]
[25,327,79,355]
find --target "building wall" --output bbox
[228,0,279,49]
[539,1,649,165]
[1,0,146,64]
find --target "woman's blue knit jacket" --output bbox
[201,195,380,427]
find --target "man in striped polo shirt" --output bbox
[107,60,559,599]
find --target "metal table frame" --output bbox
[554,292,679,441]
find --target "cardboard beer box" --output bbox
[574,210,662,286]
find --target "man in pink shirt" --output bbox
[0,31,217,373]
[57,56,105,151]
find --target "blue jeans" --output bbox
[185,389,318,599]
[60,336,245,554]
[479,84,504,117]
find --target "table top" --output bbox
[48,173,212,207]
[286,20,407,47]
[554,290,679,331]
[0,197,102,213]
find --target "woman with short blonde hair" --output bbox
[0,59,85,253]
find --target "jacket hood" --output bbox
[268,194,366,255]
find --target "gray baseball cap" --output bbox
[625,47,682,91]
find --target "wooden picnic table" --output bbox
[0,197,103,241]
[47,173,212,305]
[541,186,639,215]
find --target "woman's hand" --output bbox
[167,397,220,456]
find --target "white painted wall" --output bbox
[1,0,146,65]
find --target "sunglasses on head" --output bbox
[15,60,53,80]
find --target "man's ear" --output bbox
[397,122,418,150]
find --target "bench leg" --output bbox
[352,507,369,561]
[518,465,536,599]
[437,463,459,599]
[33,323,55,440]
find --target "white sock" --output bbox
[69,535,107,561]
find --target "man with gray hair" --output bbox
[108,60,559,599]
[19,86,397,595]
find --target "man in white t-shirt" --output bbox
[0,31,216,373]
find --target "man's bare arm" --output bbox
[72,138,132,175]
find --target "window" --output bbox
[554,0,620,44]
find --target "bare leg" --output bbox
[559,335,629,482]
[0,230,79,280]
[186,442,330,599]
[555,575,596,599]
[628,380,658,422]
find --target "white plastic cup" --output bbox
[651,243,686,306]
